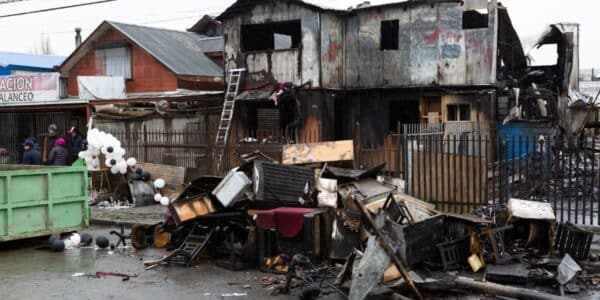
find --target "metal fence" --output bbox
[108,129,212,180]
[388,130,600,225]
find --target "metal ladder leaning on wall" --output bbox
[215,68,246,171]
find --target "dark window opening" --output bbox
[241,20,301,52]
[529,44,558,66]
[381,20,399,50]
[246,103,283,140]
[446,104,470,121]
[462,10,488,29]
[389,100,419,133]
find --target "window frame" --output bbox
[240,20,302,53]
[446,103,471,122]
[380,19,400,51]
[95,46,132,79]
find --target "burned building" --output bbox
[217,0,531,148]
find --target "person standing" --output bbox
[43,124,60,164]
[47,138,69,166]
[21,139,41,165]
[68,127,83,162]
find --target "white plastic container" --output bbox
[212,169,252,207]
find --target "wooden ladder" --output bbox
[215,68,245,170]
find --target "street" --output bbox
[0,227,283,300]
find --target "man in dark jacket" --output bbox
[22,139,41,165]
[68,127,83,162]
[48,137,69,166]
[43,124,60,164]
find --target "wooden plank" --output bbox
[136,162,186,186]
[282,140,353,165]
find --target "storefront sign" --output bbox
[0,73,60,104]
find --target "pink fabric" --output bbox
[55,138,66,147]
[256,207,315,238]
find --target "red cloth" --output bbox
[255,207,315,238]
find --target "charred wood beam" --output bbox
[454,276,573,300]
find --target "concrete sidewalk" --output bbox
[91,205,166,227]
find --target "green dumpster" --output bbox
[0,165,90,242]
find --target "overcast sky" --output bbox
[0,0,596,68]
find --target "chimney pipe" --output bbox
[75,27,82,48]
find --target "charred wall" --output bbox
[345,0,498,88]
[222,1,322,87]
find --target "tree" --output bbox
[31,35,54,55]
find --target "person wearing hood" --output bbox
[43,124,60,164]
[21,139,41,165]
[68,127,83,162]
[47,138,69,166]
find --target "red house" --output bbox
[59,19,225,177]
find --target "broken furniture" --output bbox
[506,198,556,255]
[215,225,257,271]
[322,162,387,183]
[212,169,251,207]
[330,208,362,260]
[110,224,132,248]
[256,208,330,270]
[144,221,215,268]
[486,224,514,265]
[555,222,593,260]
[437,237,471,271]
[338,178,396,205]
[130,223,165,249]
[169,194,215,225]
[252,161,314,204]
[399,214,489,268]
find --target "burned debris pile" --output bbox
[119,141,600,299]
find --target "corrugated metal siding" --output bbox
[223,0,499,89]
[222,2,320,87]
[437,3,466,85]
[320,13,344,88]
[271,50,301,83]
[344,16,360,87]
[343,1,497,88]
[409,6,439,85]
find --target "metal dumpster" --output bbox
[0,165,90,242]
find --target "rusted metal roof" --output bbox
[109,22,224,77]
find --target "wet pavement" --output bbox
[0,227,288,300]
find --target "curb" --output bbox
[90,218,160,227]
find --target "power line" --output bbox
[0,0,33,4]
[0,0,117,18]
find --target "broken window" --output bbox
[380,20,399,50]
[241,20,301,52]
[462,10,488,30]
[95,47,132,79]
[446,104,470,121]
[529,44,559,66]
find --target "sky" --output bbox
[0,0,597,68]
